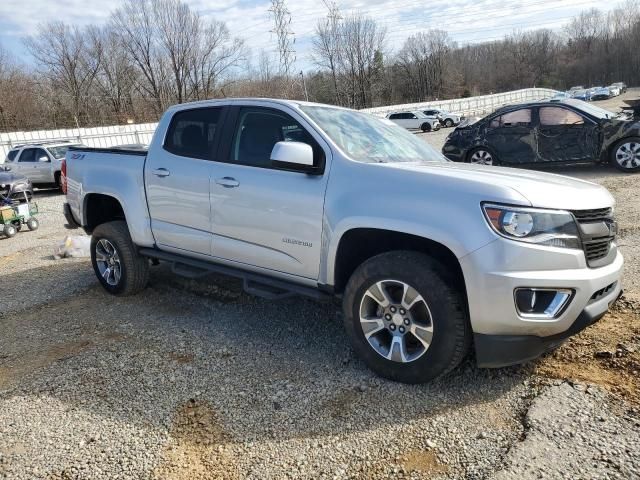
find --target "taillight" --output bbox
[61,159,68,194]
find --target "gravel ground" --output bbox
[1,91,640,478]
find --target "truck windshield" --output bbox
[300,105,447,164]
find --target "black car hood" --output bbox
[0,171,29,186]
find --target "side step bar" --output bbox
[138,248,332,301]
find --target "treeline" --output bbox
[0,0,639,131]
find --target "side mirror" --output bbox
[270,141,315,171]
[38,156,50,162]
[2,165,10,172]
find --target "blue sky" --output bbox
[0,0,624,69]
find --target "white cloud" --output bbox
[0,0,624,69]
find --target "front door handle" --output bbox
[153,168,170,177]
[215,176,240,188]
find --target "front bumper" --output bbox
[475,289,622,367]
[459,237,624,366]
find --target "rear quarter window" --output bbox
[6,150,18,162]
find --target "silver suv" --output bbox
[4,141,80,189]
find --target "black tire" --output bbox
[342,251,471,384]
[91,220,149,296]
[420,123,431,132]
[444,118,454,128]
[3,224,17,238]
[610,137,640,172]
[27,218,39,231]
[54,172,62,191]
[12,221,21,232]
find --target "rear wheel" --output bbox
[91,221,149,296]
[54,172,62,191]
[27,218,39,231]
[611,137,640,172]
[444,118,454,128]
[420,123,431,132]
[342,251,471,383]
[468,147,497,166]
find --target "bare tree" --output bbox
[24,22,100,126]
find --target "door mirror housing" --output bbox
[2,165,10,172]
[270,141,317,173]
[38,156,50,162]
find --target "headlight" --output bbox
[482,203,581,249]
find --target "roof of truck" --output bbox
[164,97,353,113]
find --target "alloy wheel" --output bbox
[615,141,640,169]
[95,239,122,286]
[359,280,434,363]
[469,149,493,165]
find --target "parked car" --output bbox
[422,109,461,127]
[611,82,627,94]
[591,87,611,101]
[552,92,572,100]
[4,141,82,189]
[569,86,584,92]
[63,98,623,384]
[386,111,441,132]
[570,89,592,101]
[442,98,640,172]
[608,85,622,96]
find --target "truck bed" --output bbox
[65,146,153,246]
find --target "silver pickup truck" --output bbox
[63,98,623,383]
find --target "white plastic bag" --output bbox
[53,235,91,259]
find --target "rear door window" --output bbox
[164,107,222,159]
[490,109,532,128]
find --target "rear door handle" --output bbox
[153,168,170,177]
[215,177,240,188]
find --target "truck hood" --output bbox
[384,161,614,210]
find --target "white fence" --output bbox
[0,88,559,159]
[362,88,559,118]
[0,123,157,159]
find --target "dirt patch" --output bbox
[0,339,92,389]
[401,450,449,475]
[152,399,238,480]
[322,388,360,419]
[168,352,195,364]
[534,297,640,404]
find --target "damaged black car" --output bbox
[442,98,640,172]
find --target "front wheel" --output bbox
[91,221,149,296]
[444,118,454,128]
[420,123,431,132]
[342,251,471,383]
[3,224,17,238]
[610,137,640,172]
